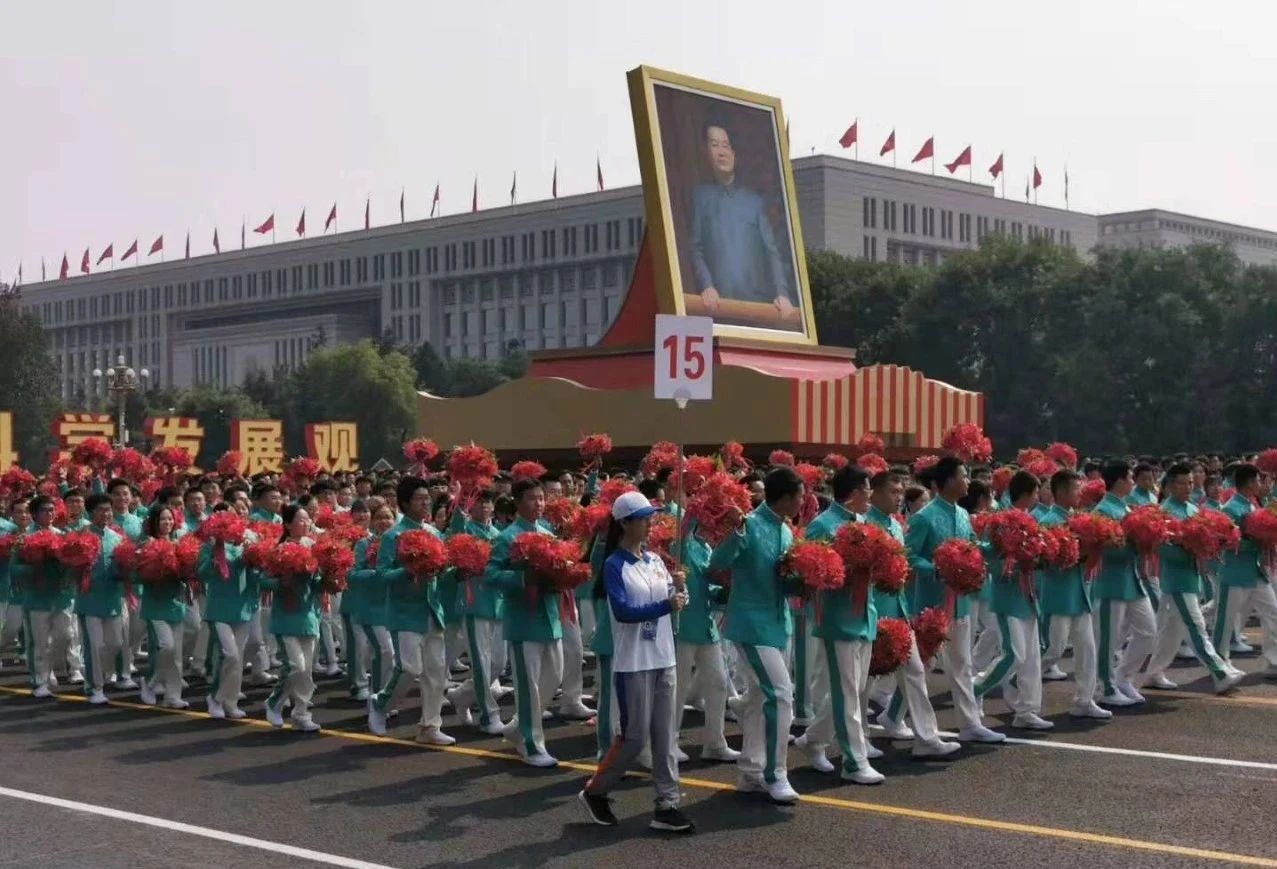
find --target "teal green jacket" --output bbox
[1092,493,1145,601]
[262,568,323,637]
[250,507,282,525]
[72,526,125,618]
[1037,504,1090,616]
[112,511,143,541]
[1219,495,1264,589]
[12,525,71,611]
[344,534,382,624]
[905,496,978,620]
[984,508,1038,621]
[182,509,206,537]
[1126,487,1157,508]
[709,503,794,649]
[674,529,722,646]
[805,504,877,643]
[0,517,16,603]
[865,506,910,619]
[484,515,563,644]
[138,535,189,623]
[1159,498,1202,595]
[378,515,448,633]
[198,541,254,624]
[66,515,92,532]
[457,518,502,620]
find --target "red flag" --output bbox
[364,198,370,230]
[551,163,558,199]
[879,129,895,156]
[471,178,478,212]
[213,228,220,253]
[121,239,138,261]
[295,209,306,237]
[838,120,858,149]
[911,136,934,163]
[96,244,113,266]
[80,248,90,273]
[431,183,440,216]
[59,254,69,280]
[254,214,275,234]
[148,235,163,256]
[989,152,1004,179]
[944,145,972,174]
[596,156,605,191]
[325,203,337,232]
[399,189,405,223]
[1033,163,1043,189]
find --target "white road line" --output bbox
[932,731,1277,771]
[0,786,400,869]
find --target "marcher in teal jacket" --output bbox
[1211,464,1277,673]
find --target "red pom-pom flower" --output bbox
[856,432,885,455]
[577,433,612,464]
[912,606,951,663]
[199,511,248,545]
[150,446,192,471]
[912,455,940,476]
[686,472,752,546]
[767,449,795,468]
[1256,449,1277,478]
[19,529,63,565]
[641,441,681,477]
[1122,505,1176,577]
[933,539,987,597]
[1043,525,1080,569]
[1045,443,1079,470]
[941,423,993,464]
[313,537,354,592]
[510,460,547,482]
[1175,509,1240,568]
[396,529,449,579]
[73,437,114,469]
[782,540,846,594]
[447,444,499,492]
[446,534,492,577]
[136,539,182,585]
[1068,513,1125,580]
[869,617,913,675]
[822,453,849,471]
[403,438,440,466]
[1080,479,1107,508]
[216,451,243,478]
[719,441,750,472]
[542,498,581,537]
[857,453,889,476]
[59,531,101,591]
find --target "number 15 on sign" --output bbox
[654,315,714,404]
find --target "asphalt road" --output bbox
[1,631,1276,869]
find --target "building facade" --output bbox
[16,154,1261,403]
[1098,209,1277,267]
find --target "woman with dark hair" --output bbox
[579,492,691,833]
[138,505,188,708]
[260,504,324,731]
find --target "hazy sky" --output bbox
[4,0,1275,281]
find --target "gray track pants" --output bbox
[586,665,679,808]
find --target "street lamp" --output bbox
[93,355,149,446]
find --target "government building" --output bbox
[11,154,1271,403]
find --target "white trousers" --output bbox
[451,617,503,728]
[559,598,585,707]
[675,640,730,751]
[207,621,251,709]
[975,614,1042,715]
[735,643,793,784]
[508,639,564,757]
[25,608,73,689]
[1043,613,1098,707]
[268,635,317,715]
[374,624,447,729]
[938,615,984,730]
[123,603,145,676]
[807,638,872,774]
[243,608,272,683]
[881,631,942,743]
[145,620,185,702]
[78,614,125,693]
[1214,584,1277,668]
[0,602,22,657]
[1094,595,1157,693]
[317,601,341,668]
[969,599,1003,672]
[1145,592,1230,682]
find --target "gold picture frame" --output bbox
[627,65,818,346]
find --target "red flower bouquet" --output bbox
[1016,447,1047,467]
[1175,509,1240,569]
[396,529,449,579]
[59,531,101,590]
[199,511,248,545]
[577,433,613,466]
[176,534,202,581]
[912,606,951,663]
[1068,513,1125,580]
[510,460,548,482]
[1045,442,1079,470]
[267,541,318,578]
[832,522,909,594]
[446,534,491,578]
[1043,525,1080,570]
[1255,449,1277,478]
[447,444,499,492]
[72,437,113,469]
[150,446,192,472]
[767,449,795,468]
[314,538,354,592]
[822,453,849,471]
[646,513,678,566]
[641,441,680,477]
[719,441,750,472]
[933,539,987,597]
[112,538,139,576]
[686,472,752,546]
[856,432,885,455]
[781,540,845,594]
[941,423,993,464]
[542,498,581,537]
[1024,457,1060,483]
[672,455,719,500]
[1121,505,1176,577]
[912,455,940,476]
[794,462,825,493]
[1,466,37,498]
[983,510,1049,576]
[110,449,156,483]
[1080,479,1107,508]
[571,503,612,542]
[991,466,1014,498]
[324,519,367,548]
[597,478,636,508]
[869,617,914,675]
[511,533,586,592]
[19,529,63,565]
[857,453,889,476]
[403,438,440,466]
[1245,507,1277,575]
[286,457,321,485]
[216,451,243,478]
[136,539,181,585]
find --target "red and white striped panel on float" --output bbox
[790,364,984,449]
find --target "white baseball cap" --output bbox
[611,491,660,522]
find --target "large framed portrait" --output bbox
[627,65,817,345]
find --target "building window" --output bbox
[407,249,420,276]
[541,230,556,260]
[390,251,403,279]
[373,254,385,281]
[562,226,577,257]
[425,247,438,274]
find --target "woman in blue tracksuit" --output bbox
[579,492,693,834]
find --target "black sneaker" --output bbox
[650,807,694,834]
[579,790,618,826]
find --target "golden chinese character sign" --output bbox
[230,419,284,476]
[51,413,116,462]
[305,422,359,473]
[0,412,17,473]
[144,416,206,459]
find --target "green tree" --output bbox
[445,357,509,397]
[806,249,922,364]
[499,339,530,380]
[411,341,452,394]
[0,287,62,469]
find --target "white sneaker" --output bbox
[1213,671,1243,694]
[162,698,190,710]
[492,685,514,700]
[415,726,457,746]
[115,678,138,690]
[865,743,884,760]
[48,674,59,688]
[558,702,595,721]
[291,714,321,732]
[867,689,893,710]
[265,699,285,727]
[673,747,690,763]
[911,739,961,759]
[88,690,108,705]
[842,764,885,785]
[207,696,226,719]
[1012,712,1054,730]
[1069,702,1113,720]
[32,685,53,699]
[876,711,914,740]
[1175,642,1196,660]
[323,664,343,678]
[1231,638,1255,654]
[1145,673,1178,690]
[457,707,474,726]
[794,734,834,773]
[540,709,553,720]
[139,679,157,706]
[1116,681,1146,703]
[737,773,767,794]
[765,777,800,803]
[366,699,387,735]
[225,707,247,720]
[1042,664,1068,682]
[353,687,370,702]
[480,719,507,736]
[68,670,85,685]
[637,749,653,770]
[957,724,1006,743]
[701,744,741,762]
[522,751,558,768]
[1100,692,1136,707]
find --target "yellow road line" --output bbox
[1140,689,1277,709]
[3,685,1275,867]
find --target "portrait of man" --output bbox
[628,66,816,343]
